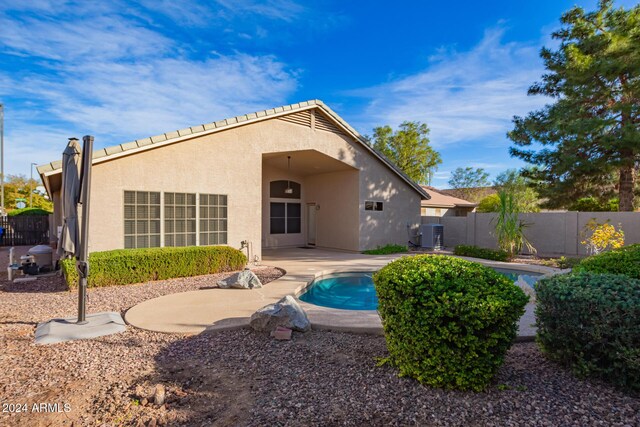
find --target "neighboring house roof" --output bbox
[38,99,429,200]
[439,186,496,201]
[421,186,477,208]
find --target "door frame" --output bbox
[306,202,317,246]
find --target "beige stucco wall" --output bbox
[49,110,423,256]
[358,158,422,250]
[305,170,360,250]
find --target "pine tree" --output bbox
[508,0,640,211]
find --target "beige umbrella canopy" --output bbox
[57,138,82,258]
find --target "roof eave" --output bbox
[38,100,431,200]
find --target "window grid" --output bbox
[164,192,197,247]
[199,194,228,245]
[124,191,161,249]
[270,202,301,234]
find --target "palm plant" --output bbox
[493,190,536,257]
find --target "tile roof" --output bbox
[37,100,429,199]
[421,186,477,208]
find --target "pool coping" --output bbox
[125,248,568,337]
[295,257,566,340]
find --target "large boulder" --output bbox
[250,295,311,332]
[217,268,262,289]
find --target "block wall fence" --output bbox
[421,212,640,256]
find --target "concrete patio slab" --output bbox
[35,311,127,345]
[125,248,561,339]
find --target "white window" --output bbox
[200,194,228,245]
[124,191,161,249]
[164,192,196,247]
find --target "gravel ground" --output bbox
[1,246,639,426]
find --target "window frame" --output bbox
[123,190,161,249]
[199,193,228,246]
[364,200,384,211]
[270,201,302,234]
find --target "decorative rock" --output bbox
[153,384,166,406]
[271,326,292,340]
[217,268,262,289]
[250,295,311,332]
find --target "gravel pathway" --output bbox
[1,247,638,426]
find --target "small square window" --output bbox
[365,200,383,211]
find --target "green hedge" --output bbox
[8,207,52,216]
[453,245,511,262]
[363,244,408,255]
[61,246,247,288]
[374,255,528,391]
[574,244,640,280]
[536,273,640,391]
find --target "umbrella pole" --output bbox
[77,135,93,324]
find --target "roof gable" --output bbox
[38,100,429,200]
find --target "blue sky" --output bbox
[0,0,636,187]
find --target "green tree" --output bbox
[477,194,501,213]
[494,169,540,212]
[569,196,619,211]
[508,1,640,211]
[447,167,490,202]
[1,174,53,213]
[371,121,442,185]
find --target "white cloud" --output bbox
[348,27,548,148]
[0,1,298,176]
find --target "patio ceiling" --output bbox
[262,150,357,176]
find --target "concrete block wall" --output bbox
[422,212,640,256]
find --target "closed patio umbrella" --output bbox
[35,135,126,343]
[57,138,82,258]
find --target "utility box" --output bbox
[27,244,54,269]
[420,224,444,250]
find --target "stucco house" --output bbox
[38,100,429,261]
[421,186,477,217]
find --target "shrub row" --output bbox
[536,272,640,391]
[574,244,640,280]
[61,246,247,288]
[374,255,528,391]
[453,245,511,262]
[8,207,51,216]
[362,244,408,255]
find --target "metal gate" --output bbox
[0,215,50,246]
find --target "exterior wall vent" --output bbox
[278,110,312,128]
[314,111,344,135]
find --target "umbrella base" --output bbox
[35,312,126,345]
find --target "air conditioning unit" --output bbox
[420,224,444,249]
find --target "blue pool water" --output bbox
[299,272,378,310]
[299,268,543,311]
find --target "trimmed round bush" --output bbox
[61,245,247,288]
[374,255,528,391]
[536,273,640,391]
[574,244,640,280]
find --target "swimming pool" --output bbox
[298,268,544,311]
